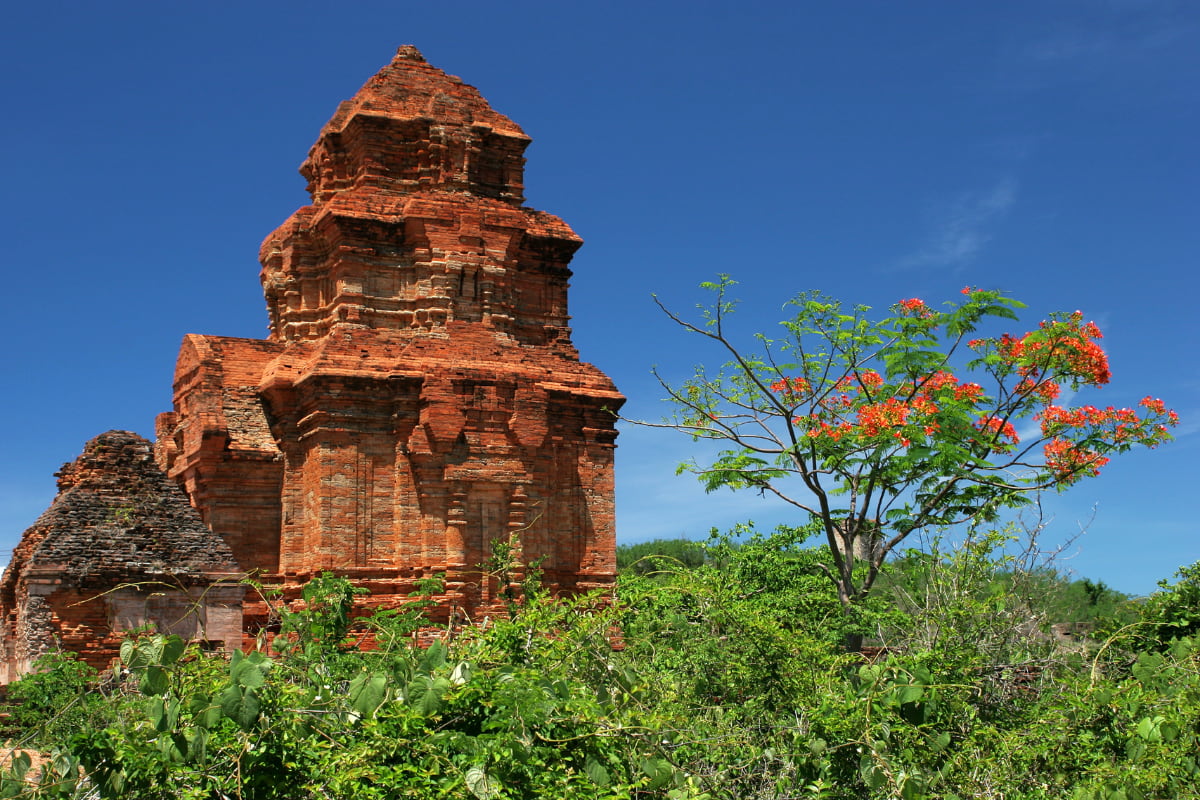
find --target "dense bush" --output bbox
[1108,561,1200,653]
[616,538,707,575]
[3,651,117,752]
[4,552,1199,799]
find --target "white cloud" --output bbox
[1021,31,1115,64]
[999,7,1195,94]
[897,177,1018,270]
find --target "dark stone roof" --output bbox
[8,431,240,586]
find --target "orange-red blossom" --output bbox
[994,312,1111,386]
[764,300,1178,481]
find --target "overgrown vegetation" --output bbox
[616,538,707,575]
[3,285,1185,797]
[4,538,1198,799]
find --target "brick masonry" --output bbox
[155,46,624,638]
[1,47,623,676]
[0,432,243,681]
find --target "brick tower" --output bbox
[155,46,623,623]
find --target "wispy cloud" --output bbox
[1019,21,1187,68]
[1167,407,1200,439]
[1020,31,1116,64]
[896,177,1018,270]
[999,5,1195,94]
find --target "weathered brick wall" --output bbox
[159,46,623,624]
[0,432,243,681]
[1,48,624,679]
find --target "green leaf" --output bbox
[7,752,30,782]
[122,641,154,671]
[860,755,887,791]
[584,756,611,786]
[160,635,186,665]
[139,665,169,696]
[1136,716,1163,742]
[930,731,952,753]
[219,685,261,732]
[639,757,675,790]
[187,728,208,763]
[349,671,389,719]
[157,733,185,764]
[147,696,166,731]
[450,660,472,686]
[419,639,448,673]
[465,766,500,800]
[232,657,267,689]
[408,675,450,716]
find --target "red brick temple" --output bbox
[2,46,622,677]
[155,45,623,628]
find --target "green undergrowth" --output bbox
[4,537,1199,799]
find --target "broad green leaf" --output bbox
[584,756,611,786]
[349,671,388,719]
[139,665,169,696]
[419,640,448,673]
[188,728,208,763]
[157,733,185,764]
[219,684,261,732]
[160,635,186,665]
[450,660,472,686]
[639,757,675,790]
[465,766,500,800]
[232,657,266,689]
[7,752,29,781]
[860,755,887,791]
[200,701,222,730]
[1136,716,1162,742]
[407,675,450,716]
[147,696,166,731]
[123,642,153,671]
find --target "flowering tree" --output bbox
[650,277,1177,619]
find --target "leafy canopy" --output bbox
[650,277,1177,604]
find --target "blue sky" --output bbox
[2,1,1196,595]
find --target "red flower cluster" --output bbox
[769,376,810,399]
[859,371,885,388]
[975,415,1019,453]
[1037,397,1179,449]
[773,331,1178,476]
[1039,404,1138,432]
[1044,438,1109,481]
[1016,377,1062,402]
[805,416,855,442]
[1140,396,1178,424]
[857,397,911,438]
[997,313,1111,386]
[921,371,984,403]
[1031,393,1179,479]
[897,298,935,319]
[787,366,1002,451]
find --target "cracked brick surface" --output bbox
[1,432,242,680]
[154,46,624,636]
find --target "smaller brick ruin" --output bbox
[0,432,243,681]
